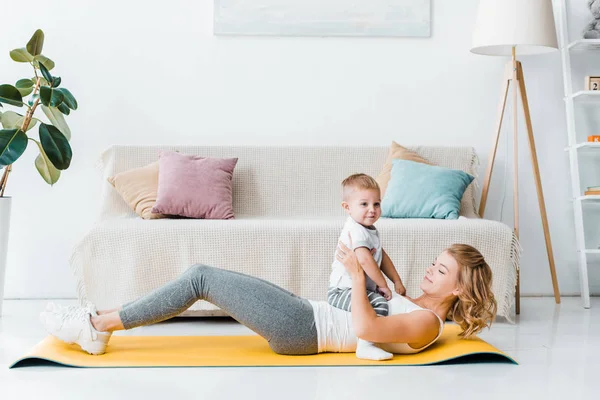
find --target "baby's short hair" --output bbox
[342,173,380,201]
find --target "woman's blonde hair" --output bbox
[445,244,497,338]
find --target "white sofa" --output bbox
[71,145,519,321]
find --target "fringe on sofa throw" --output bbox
[502,232,522,324]
[468,148,481,217]
[69,247,89,308]
[94,147,113,171]
[470,149,481,191]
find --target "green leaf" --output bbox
[39,123,71,170]
[16,79,35,97]
[51,76,61,88]
[56,88,77,110]
[41,105,70,140]
[33,140,60,185]
[0,129,28,168]
[50,90,63,107]
[38,63,53,84]
[57,103,70,115]
[0,111,23,129]
[16,79,35,89]
[26,29,44,56]
[39,87,50,106]
[0,111,38,132]
[33,55,55,71]
[40,86,64,107]
[16,86,33,97]
[9,48,34,63]
[0,85,23,107]
[28,93,40,107]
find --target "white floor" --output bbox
[0,297,598,400]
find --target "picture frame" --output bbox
[584,76,600,91]
[213,0,431,37]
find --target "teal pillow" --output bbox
[382,159,474,219]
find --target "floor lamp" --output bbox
[471,0,561,314]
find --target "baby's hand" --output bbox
[377,286,392,301]
[394,281,407,296]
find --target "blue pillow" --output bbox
[381,159,474,220]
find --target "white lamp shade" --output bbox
[471,0,558,56]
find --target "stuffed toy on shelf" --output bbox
[583,0,600,38]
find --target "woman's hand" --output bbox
[335,233,365,279]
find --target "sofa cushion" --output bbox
[382,160,474,220]
[376,141,433,196]
[107,161,165,220]
[152,151,238,219]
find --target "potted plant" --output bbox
[0,29,76,315]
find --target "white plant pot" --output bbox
[0,197,11,317]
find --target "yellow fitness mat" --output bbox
[10,324,516,368]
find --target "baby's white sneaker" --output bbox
[356,338,393,361]
[40,305,111,355]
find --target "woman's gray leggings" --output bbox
[118,264,319,355]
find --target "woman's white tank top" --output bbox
[308,293,444,354]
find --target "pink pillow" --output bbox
[152,151,238,219]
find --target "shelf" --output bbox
[564,142,600,151]
[577,195,600,201]
[567,39,600,51]
[584,249,600,255]
[567,91,600,101]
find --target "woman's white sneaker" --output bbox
[45,301,97,316]
[40,306,111,355]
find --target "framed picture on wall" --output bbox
[584,76,600,91]
[214,0,431,37]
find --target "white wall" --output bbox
[1,0,597,299]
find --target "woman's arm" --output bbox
[337,237,439,347]
[354,310,439,347]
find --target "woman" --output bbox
[41,239,497,359]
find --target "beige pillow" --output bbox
[108,161,165,219]
[376,141,433,197]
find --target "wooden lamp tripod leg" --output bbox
[516,62,561,304]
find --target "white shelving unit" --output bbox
[556,0,600,308]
